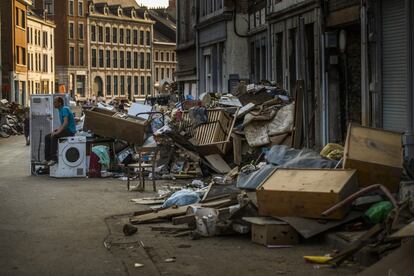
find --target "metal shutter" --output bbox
[382,0,407,132]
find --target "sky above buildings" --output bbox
[137,0,168,7]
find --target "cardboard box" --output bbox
[343,124,403,192]
[256,168,358,220]
[243,217,299,246]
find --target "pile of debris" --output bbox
[125,123,413,272]
[79,81,413,272]
[0,99,26,138]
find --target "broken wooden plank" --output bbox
[172,230,193,237]
[150,226,192,232]
[132,209,158,217]
[172,214,196,225]
[130,206,188,224]
[131,198,166,205]
[130,197,235,224]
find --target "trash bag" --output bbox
[320,143,344,161]
[91,145,110,167]
[364,201,394,224]
[267,102,295,136]
[162,189,200,208]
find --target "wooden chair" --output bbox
[127,146,158,192]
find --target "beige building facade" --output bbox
[153,42,176,87]
[88,1,154,101]
[27,10,56,95]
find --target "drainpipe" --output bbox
[361,0,370,126]
[195,0,200,98]
[405,0,414,159]
[0,5,2,100]
[320,1,329,146]
[266,19,271,81]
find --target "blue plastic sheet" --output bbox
[91,145,110,167]
[162,190,200,208]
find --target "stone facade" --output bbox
[147,8,177,94]
[248,0,267,83]
[176,0,197,97]
[27,10,56,95]
[153,42,176,85]
[87,1,154,100]
[196,0,250,95]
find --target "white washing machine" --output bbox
[50,136,87,178]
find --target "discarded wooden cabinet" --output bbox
[84,108,149,145]
[343,124,403,192]
[256,168,359,220]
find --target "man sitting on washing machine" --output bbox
[44,97,76,166]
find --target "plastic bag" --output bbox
[364,201,394,224]
[162,189,200,208]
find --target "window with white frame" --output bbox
[99,49,104,68]
[113,27,118,43]
[69,46,75,66]
[133,52,138,68]
[79,46,84,66]
[91,25,96,41]
[106,75,112,95]
[69,22,74,39]
[105,27,110,43]
[98,26,103,42]
[91,48,97,67]
[79,23,84,40]
[106,50,111,67]
[69,0,74,16]
[78,0,84,16]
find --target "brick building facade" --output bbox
[1,0,32,105]
[27,9,56,95]
[35,0,89,100]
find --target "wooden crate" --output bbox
[343,124,403,192]
[84,108,148,145]
[181,108,237,155]
[256,168,358,220]
[243,217,299,246]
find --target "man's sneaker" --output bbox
[47,160,57,167]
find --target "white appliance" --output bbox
[30,94,71,172]
[50,136,87,178]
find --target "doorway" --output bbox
[93,76,103,97]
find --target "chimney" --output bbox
[168,0,176,9]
